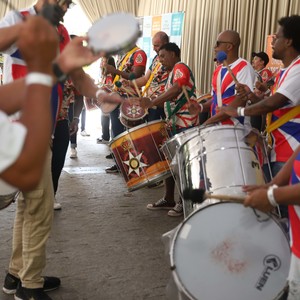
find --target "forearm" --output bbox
[152,85,181,107]
[204,111,231,125]
[273,184,300,206]
[70,69,98,99]
[0,23,22,52]
[2,84,52,190]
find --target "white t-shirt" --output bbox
[0,111,27,194]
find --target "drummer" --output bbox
[242,144,300,300]
[103,45,147,173]
[133,42,199,217]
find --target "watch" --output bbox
[52,62,67,82]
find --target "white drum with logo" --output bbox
[168,202,290,300]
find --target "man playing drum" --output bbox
[135,42,199,217]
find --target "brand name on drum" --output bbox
[255,255,281,291]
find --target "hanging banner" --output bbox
[137,12,185,69]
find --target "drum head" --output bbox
[88,13,140,55]
[171,202,290,300]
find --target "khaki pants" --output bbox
[8,150,54,289]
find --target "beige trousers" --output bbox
[8,150,54,289]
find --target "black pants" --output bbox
[51,119,70,194]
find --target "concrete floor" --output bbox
[0,129,181,300]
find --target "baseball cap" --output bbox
[252,51,269,66]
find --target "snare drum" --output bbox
[119,100,147,128]
[88,13,141,56]
[169,202,290,300]
[109,120,171,191]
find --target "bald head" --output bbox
[152,31,169,54]
[218,30,240,48]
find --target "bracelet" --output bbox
[25,72,53,87]
[267,184,279,207]
[237,107,245,116]
[95,89,107,99]
[73,116,80,121]
[199,103,203,112]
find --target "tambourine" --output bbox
[88,13,141,55]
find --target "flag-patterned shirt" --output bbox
[270,57,300,163]
[211,57,255,125]
[289,150,300,258]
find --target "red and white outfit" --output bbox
[269,56,300,164]
[288,151,300,299]
[211,57,255,126]
[164,62,199,132]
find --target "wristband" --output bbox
[26,72,53,87]
[267,184,278,207]
[199,103,203,112]
[95,89,107,99]
[237,107,245,116]
[52,62,67,83]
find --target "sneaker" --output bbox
[70,148,77,159]
[3,273,60,295]
[80,130,90,137]
[147,198,176,210]
[105,153,113,159]
[53,199,62,211]
[168,202,184,217]
[97,138,109,144]
[105,165,118,173]
[15,284,52,300]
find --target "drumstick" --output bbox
[183,188,245,204]
[129,73,141,97]
[115,81,136,97]
[147,85,161,99]
[216,51,239,85]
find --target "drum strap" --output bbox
[216,67,223,107]
[142,62,161,96]
[113,46,140,84]
[264,106,300,147]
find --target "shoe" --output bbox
[80,130,90,137]
[53,199,62,211]
[147,198,176,210]
[105,165,118,173]
[15,285,52,300]
[168,202,184,217]
[3,273,60,295]
[147,180,164,189]
[105,153,113,159]
[70,148,77,159]
[97,138,109,144]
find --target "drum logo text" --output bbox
[255,255,281,291]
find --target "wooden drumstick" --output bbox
[181,85,191,104]
[216,51,239,84]
[115,81,136,97]
[183,188,245,204]
[129,73,141,97]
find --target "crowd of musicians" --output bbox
[0,0,299,299]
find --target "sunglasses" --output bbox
[215,41,233,47]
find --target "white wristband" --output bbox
[267,184,278,207]
[199,103,203,112]
[237,106,245,117]
[95,89,107,99]
[26,72,53,87]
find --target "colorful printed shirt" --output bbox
[269,57,300,163]
[146,55,169,98]
[164,62,199,131]
[289,151,300,258]
[211,57,255,125]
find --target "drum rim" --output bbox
[169,201,290,299]
[88,12,140,54]
[109,119,167,146]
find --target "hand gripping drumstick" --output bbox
[129,73,141,97]
[114,81,136,97]
[216,51,239,85]
[183,188,245,204]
